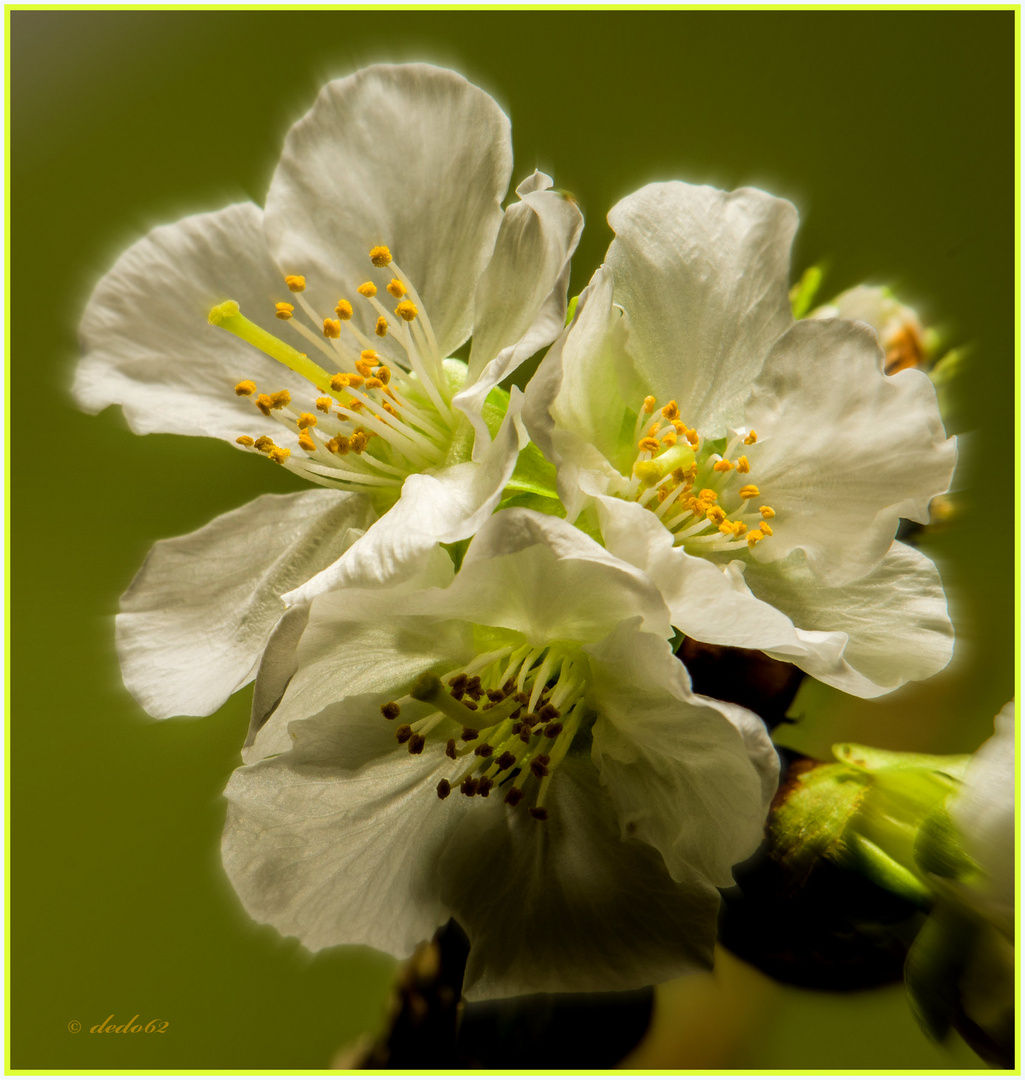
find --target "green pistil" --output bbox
[209,300,334,390]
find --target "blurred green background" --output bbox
[11,8,1014,1071]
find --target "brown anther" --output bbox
[436,779,452,800]
[529,807,549,822]
[329,436,351,455]
[514,691,530,705]
[504,787,525,807]
[463,700,479,711]
[477,777,494,798]
[496,751,517,771]
[544,722,564,738]
[460,778,479,797]
[510,708,523,720]
[461,727,479,742]
[486,689,505,703]
[349,432,368,454]
[530,752,550,776]
[445,739,457,759]
[519,729,532,743]
[523,713,540,729]
[538,704,560,721]
[474,744,494,758]
[408,733,426,755]
[502,680,517,696]
[235,435,255,447]
[381,702,401,720]
[234,380,257,396]
[465,677,483,700]
[511,722,523,734]
[395,724,413,744]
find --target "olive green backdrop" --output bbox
[11,8,1015,1071]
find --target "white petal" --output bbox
[264,64,512,356]
[455,173,583,452]
[76,203,312,443]
[443,508,673,643]
[440,758,721,1000]
[117,491,375,719]
[283,394,524,606]
[745,318,956,582]
[223,699,466,958]
[594,495,802,649]
[950,704,1015,928]
[606,182,797,436]
[587,623,778,888]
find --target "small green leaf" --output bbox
[789,264,825,318]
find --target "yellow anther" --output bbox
[234,380,257,396]
[355,360,374,378]
[297,413,318,430]
[732,521,748,538]
[365,377,383,390]
[235,435,255,447]
[285,275,306,293]
[747,529,765,547]
[739,484,760,500]
[357,281,378,298]
[656,487,669,503]
[369,245,392,267]
[395,300,418,322]
[328,436,350,455]
[638,436,661,454]
[671,467,689,485]
[736,455,751,474]
[648,421,662,438]
[274,302,294,320]
[347,399,364,413]
[316,396,333,413]
[760,522,773,536]
[719,520,737,536]
[268,446,291,464]
[661,400,680,421]
[360,349,379,363]
[255,394,274,417]
[699,489,718,503]
[269,390,291,409]
[323,318,341,339]
[760,505,776,519]
[375,316,389,337]
[744,430,758,445]
[643,396,656,414]
[335,299,353,320]
[387,279,406,299]
[707,506,726,525]
[347,373,365,387]
[350,431,368,454]
[298,430,317,452]
[661,428,678,446]
[686,429,699,448]
[376,365,392,385]
[253,436,275,452]
[330,373,350,391]
[383,402,400,417]
[713,457,734,473]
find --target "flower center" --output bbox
[209,245,462,494]
[380,638,591,822]
[619,395,776,555]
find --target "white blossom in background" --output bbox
[812,284,931,374]
[524,181,956,698]
[74,64,582,719]
[222,509,779,1000]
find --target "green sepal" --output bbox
[833,742,970,783]
[789,264,825,319]
[847,834,933,908]
[503,439,560,503]
[915,808,978,881]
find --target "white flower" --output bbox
[222,509,778,1000]
[74,64,582,719]
[811,284,930,374]
[949,702,1015,935]
[524,181,956,698]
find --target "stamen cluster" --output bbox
[381,640,590,823]
[625,395,776,555]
